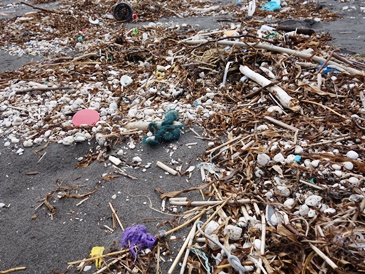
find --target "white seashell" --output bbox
[267,105,282,114]
[224,225,242,241]
[349,194,364,203]
[311,160,320,168]
[324,208,336,214]
[273,153,285,163]
[307,209,317,218]
[254,239,261,250]
[343,161,354,170]
[23,140,33,147]
[299,204,309,216]
[348,177,360,186]
[294,146,304,154]
[257,124,269,131]
[276,185,290,197]
[257,153,270,166]
[333,170,342,177]
[346,150,359,160]
[284,198,295,209]
[62,136,74,146]
[120,75,133,87]
[205,221,219,235]
[88,17,100,24]
[332,164,341,170]
[305,195,322,207]
[132,156,142,163]
[109,155,121,166]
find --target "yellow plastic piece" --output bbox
[90,246,105,268]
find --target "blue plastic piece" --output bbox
[294,155,302,163]
[262,0,281,11]
[317,62,340,74]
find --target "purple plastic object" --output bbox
[121,224,157,259]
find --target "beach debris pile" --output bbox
[0,0,365,273]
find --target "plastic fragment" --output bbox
[90,246,105,268]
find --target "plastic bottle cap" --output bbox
[72,109,100,126]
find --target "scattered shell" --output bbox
[305,195,322,207]
[343,161,354,170]
[132,156,142,163]
[346,150,359,160]
[348,177,360,186]
[253,239,262,250]
[283,198,295,209]
[273,153,285,163]
[307,209,317,218]
[120,75,133,87]
[311,160,320,168]
[299,204,309,216]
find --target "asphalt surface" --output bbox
[1,0,365,273]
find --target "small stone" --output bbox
[4,141,10,147]
[16,148,24,155]
[346,150,359,160]
[117,149,124,156]
[205,221,219,235]
[257,153,270,166]
[207,234,220,250]
[305,195,322,207]
[111,194,117,199]
[332,164,341,170]
[109,155,121,166]
[343,161,354,170]
[23,140,33,147]
[348,177,360,186]
[224,225,242,241]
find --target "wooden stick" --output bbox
[184,40,364,75]
[0,267,27,274]
[20,1,58,13]
[264,116,298,132]
[168,221,198,274]
[194,197,232,237]
[240,65,300,112]
[68,249,129,265]
[109,203,124,231]
[156,161,178,175]
[15,86,72,94]
[169,198,251,207]
[309,243,338,270]
[165,208,208,236]
[206,134,249,154]
[95,258,120,274]
[301,100,348,120]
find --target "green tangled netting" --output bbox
[142,110,183,146]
